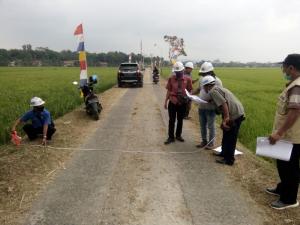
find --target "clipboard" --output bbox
[256,137,293,161]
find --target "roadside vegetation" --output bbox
[0,67,117,144]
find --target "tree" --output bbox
[0,49,9,66]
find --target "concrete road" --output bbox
[24,70,266,225]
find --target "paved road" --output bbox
[24,70,266,225]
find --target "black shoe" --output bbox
[213,152,224,157]
[176,136,185,142]
[271,200,299,210]
[216,158,234,166]
[205,143,215,150]
[196,142,207,148]
[164,138,175,145]
[265,188,280,196]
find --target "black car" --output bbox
[117,63,143,87]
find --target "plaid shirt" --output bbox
[166,75,193,105]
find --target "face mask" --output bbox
[34,106,44,112]
[283,72,292,81]
[175,72,183,79]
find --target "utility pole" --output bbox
[140,40,144,69]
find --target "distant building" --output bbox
[32,60,42,66]
[63,60,76,67]
[98,62,108,67]
[8,61,16,67]
[8,60,22,67]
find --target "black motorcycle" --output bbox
[153,73,159,84]
[79,75,102,120]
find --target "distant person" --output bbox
[11,97,56,145]
[164,61,193,144]
[184,62,199,84]
[183,62,198,120]
[184,62,193,120]
[267,54,300,210]
[201,75,245,165]
[193,62,222,149]
[153,65,159,75]
[152,65,160,83]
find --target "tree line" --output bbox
[0,44,279,68]
[0,44,163,67]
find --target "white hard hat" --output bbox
[199,62,214,73]
[185,62,194,69]
[173,61,184,72]
[30,97,45,107]
[201,75,216,86]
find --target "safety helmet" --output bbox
[199,62,214,73]
[185,62,194,69]
[30,97,45,107]
[201,75,216,86]
[91,74,98,81]
[89,74,98,84]
[173,61,184,72]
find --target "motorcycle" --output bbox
[73,75,102,120]
[152,73,160,84]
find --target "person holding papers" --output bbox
[267,54,300,210]
[201,76,245,165]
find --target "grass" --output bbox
[0,67,117,145]
[162,67,285,152]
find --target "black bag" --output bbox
[177,95,189,105]
[177,78,189,105]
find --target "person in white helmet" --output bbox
[11,97,56,145]
[184,62,199,84]
[193,62,223,149]
[164,61,193,144]
[183,62,198,120]
[202,75,245,166]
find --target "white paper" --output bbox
[213,146,243,156]
[256,137,293,161]
[185,89,208,104]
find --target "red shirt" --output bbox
[166,75,193,105]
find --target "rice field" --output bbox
[0,66,286,151]
[162,67,285,152]
[0,67,117,144]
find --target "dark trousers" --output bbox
[23,124,56,140]
[221,116,244,164]
[276,144,300,204]
[184,100,192,118]
[168,102,186,139]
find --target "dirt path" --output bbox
[17,69,275,225]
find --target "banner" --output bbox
[74,23,88,87]
[163,35,187,64]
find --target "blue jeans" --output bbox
[198,109,216,144]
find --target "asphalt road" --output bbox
[24,70,266,225]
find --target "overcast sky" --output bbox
[1,0,300,62]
